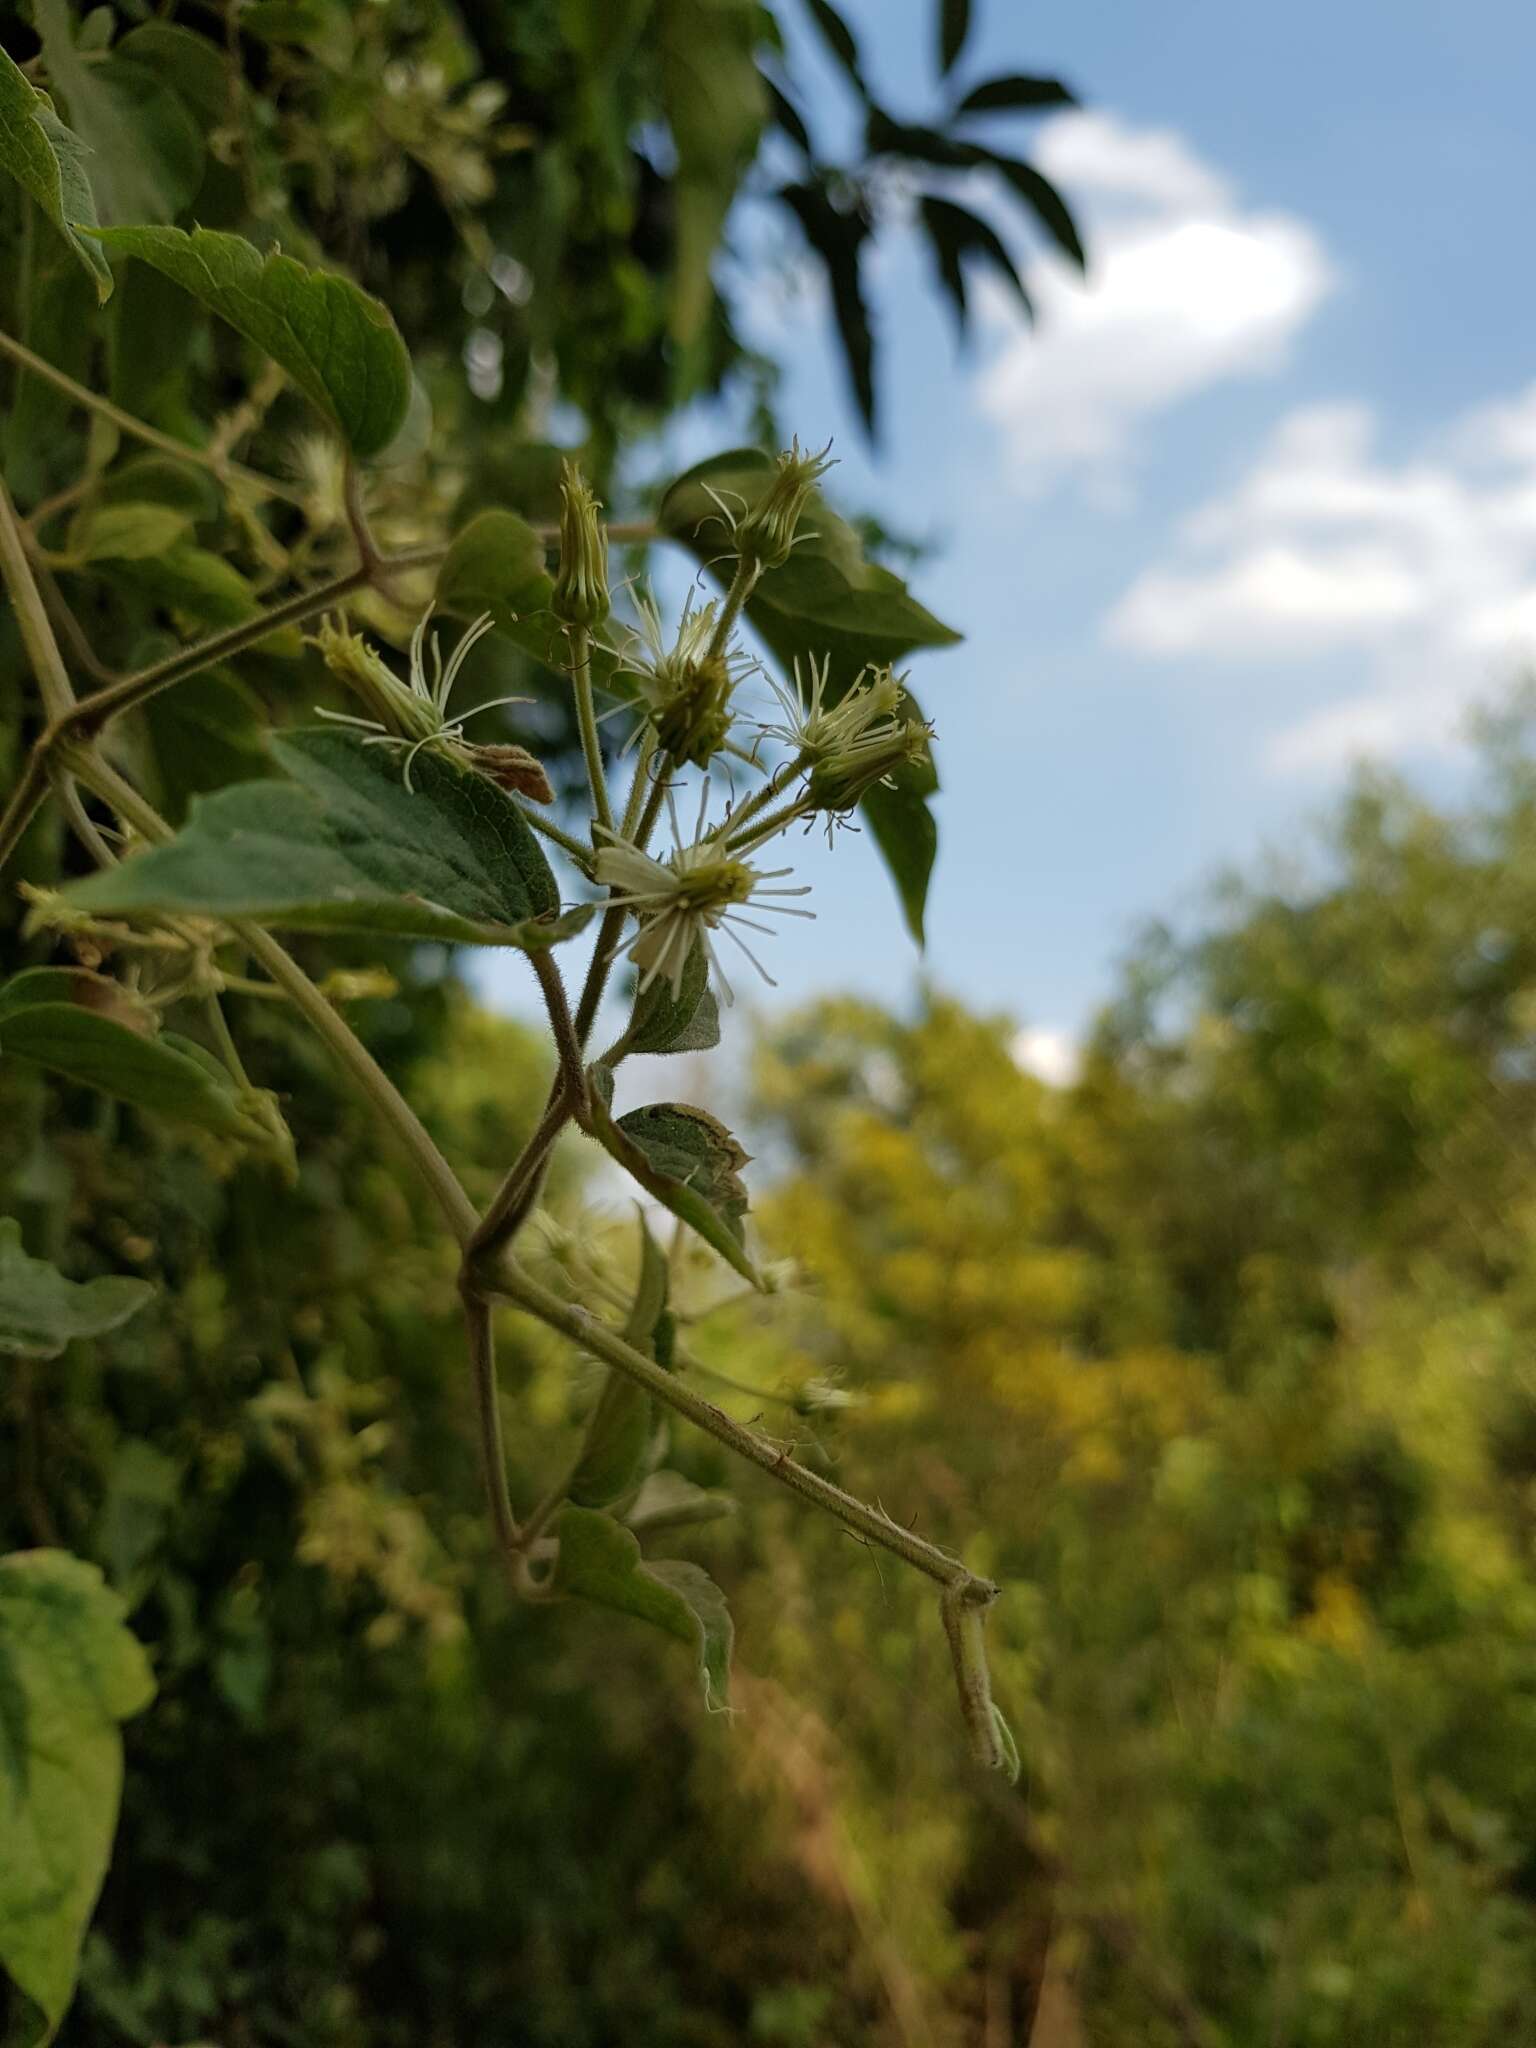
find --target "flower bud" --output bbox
[736,437,834,574]
[310,617,437,744]
[653,652,734,767]
[806,711,933,813]
[552,460,610,628]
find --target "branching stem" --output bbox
[0,328,308,506]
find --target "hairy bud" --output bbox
[552,460,610,628]
[736,437,834,574]
[310,617,437,744]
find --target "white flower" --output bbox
[758,656,932,820]
[759,654,901,761]
[315,608,528,790]
[604,589,759,766]
[593,783,813,1003]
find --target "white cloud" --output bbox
[1105,389,1536,771]
[1011,1026,1081,1088]
[974,111,1332,497]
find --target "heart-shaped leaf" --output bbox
[624,942,721,1056]
[0,980,271,1145]
[0,45,112,301]
[0,1221,153,1361]
[554,1504,732,1712]
[61,729,585,951]
[587,1093,761,1287]
[91,226,412,458]
[0,1549,155,2043]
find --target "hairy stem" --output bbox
[460,1287,524,1581]
[706,553,760,662]
[568,624,613,837]
[0,328,308,506]
[725,790,814,856]
[0,547,446,877]
[467,950,588,1271]
[517,802,595,873]
[0,477,73,718]
[491,1258,997,1598]
[573,770,670,1046]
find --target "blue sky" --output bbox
[487,0,1536,1077]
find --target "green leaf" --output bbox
[954,72,1076,116]
[626,942,721,1056]
[587,1094,761,1287]
[554,1505,732,1712]
[35,0,204,226]
[919,193,1031,333]
[0,44,112,302]
[0,968,157,1036]
[864,775,938,947]
[778,179,876,434]
[864,109,977,169]
[939,0,971,74]
[764,79,812,156]
[659,449,958,939]
[65,501,192,565]
[0,1548,155,2042]
[60,728,581,951]
[660,449,960,686]
[657,0,766,342]
[90,226,413,458]
[96,456,221,525]
[143,666,270,825]
[0,1221,153,1361]
[0,1000,269,1145]
[569,1216,670,1511]
[625,1471,737,1536]
[435,510,623,691]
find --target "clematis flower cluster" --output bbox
[593,787,813,1004]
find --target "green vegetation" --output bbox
[3,1,1532,2042]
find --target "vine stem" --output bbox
[0,549,447,876]
[573,769,670,1046]
[725,790,814,856]
[0,328,308,506]
[1,479,1007,1715]
[567,624,613,838]
[0,475,72,719]
[74,752,479,1245]
[706,552,760,662]
[460,1289,524,1578]
[465,950,588,1272]
[0,327,309,507]
[490,1258,997,1600]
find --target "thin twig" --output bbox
[0,327,308,506]
[490,1259,997,1599]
